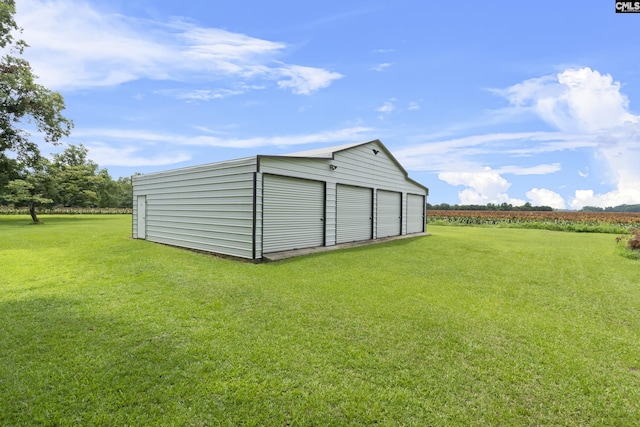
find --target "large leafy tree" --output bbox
[3,158,54,222]
[49,144,101,207]
[48,145,133,209]
[0,0,73,167]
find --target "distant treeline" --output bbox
[427,203,553,211]
[1,144,133,222]
[427,203,640,212]
[580,204,640,212]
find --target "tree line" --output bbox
[0,144,133,222]
[427,202,554,211]
[580,205,640,213]
[428,203,640,212]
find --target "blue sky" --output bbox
[15,0,640,208]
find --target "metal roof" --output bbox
[261,139,428,193]
[282,141,370,158]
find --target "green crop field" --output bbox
[1,215,640,425]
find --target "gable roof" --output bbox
[260,139,428,193]
[136,139,428,195]
[282,141,368,158]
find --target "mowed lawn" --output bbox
[1,216,640,426]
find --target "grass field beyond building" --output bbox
[1,215,639,425]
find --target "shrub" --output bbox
[627,228,640,251]
[616,228,640,260]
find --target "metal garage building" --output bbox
[132,139,428,260]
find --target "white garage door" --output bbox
[407,194,425,234]
[336,184,373,244]
[263,175,325,253]
[377,190,402,238]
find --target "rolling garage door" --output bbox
[263,175,325,253]
[407,194,425,233]
[336,184,373,244]
[377,190,401,238]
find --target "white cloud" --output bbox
[570,187,640,210]
[437,164,563,207]
[526,188,566,209]
[394,131,582,172]
[73,126,375,150]
[496,163,561,175]
[376,99,396,119]
[408,67,640,207]
[439,169,525,206]
[500,67,637,133]
[154,83,268,101]
[84,143,191,167]
[376,100,395,113]
[187,127,374,148]
[155,88,246,101]
[16,0,342,94]
[178,25,285,67]
[408,102,420,111]
[500,67,640,208]
[275,65,343,95]
[371,63,392,72]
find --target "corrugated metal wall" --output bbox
[377,190,402,238]
[407,194,426,234]
[336,184,373,244]
[262,174,325,253]
[253,173,263,259]
[132,157,257,259]
[131,140,426,260]
[260,140,427,247]
[324,183,337,247]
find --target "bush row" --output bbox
[427,216,632,234]
[0,206,132,215]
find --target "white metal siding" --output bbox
[262,174,325,253]
[336,184,373,244]
[131,158,257,259]
[324,183,337,246]
[407,194,425,234]
[136,195,146,239]
[260,144,410,189]
[131,141,427,259]
[334,145,406,188]
[253,173,263,259]
[377,190,401,238]
[259,141,427,244]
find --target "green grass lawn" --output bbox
[1,215,640,425]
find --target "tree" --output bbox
[0,0,73,167]
[3,144,136,215]
[46,144,134,208]
[49,144,101,207]
[0,151,19,202]
[114,176,134,208]
[3,160,53,222]
[96,174,133,208]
